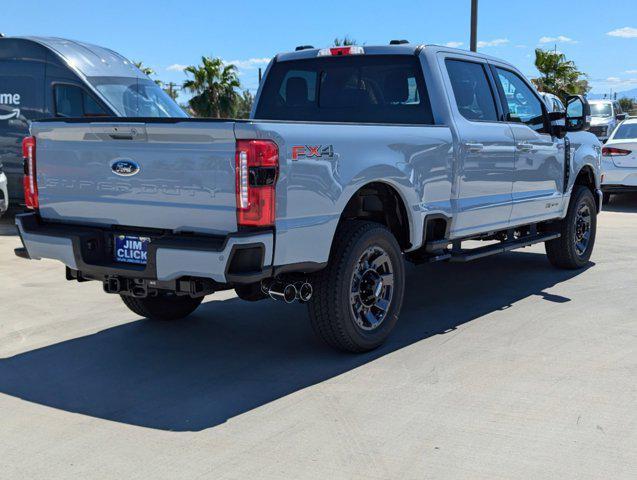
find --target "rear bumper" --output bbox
[602,159,637,192]
[15,213,274,285]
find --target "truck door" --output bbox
[491,66,564,223]
[443,57,516,237]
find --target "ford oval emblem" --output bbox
[111,159,140,177]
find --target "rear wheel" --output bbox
[545,185,597,269]
[308,220,405,353]
[120,294,203,321]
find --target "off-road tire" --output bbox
[120,294,203,321]
[545,185,597,269]
[308,220,405,353]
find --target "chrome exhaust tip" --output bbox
[268,283,297,303]
[297,282,313,302]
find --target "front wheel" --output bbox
[545,185,597,269]
[120,294,203,321]
[308,220,405,353]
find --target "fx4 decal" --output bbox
[291,145,334,160]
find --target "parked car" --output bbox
[588,99,627,141]
[0,161,7,216]
[0,35,186,207]
[601,117,637,203]
[541,92,565,113]
[14,43,602,352]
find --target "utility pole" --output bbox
[165,82,178,100]
[470,0,478,52]
[258,68,263,84]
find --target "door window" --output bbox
[495,68,545,131]
[54,85,108,117]
[445,59,498,122]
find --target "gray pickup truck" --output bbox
[15,43,602,352]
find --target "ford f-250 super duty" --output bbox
[14,43,602,352]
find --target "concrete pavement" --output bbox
[0,197,636,479]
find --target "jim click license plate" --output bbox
[114,235,150,265]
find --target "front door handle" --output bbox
[464,142,484,153]
[516,142,534,152]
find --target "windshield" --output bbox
[88,77,187,118]
[590,103,612,118]
[613,123,637,139]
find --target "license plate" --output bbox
[114,235,150,265]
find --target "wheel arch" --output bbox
[573,164,600,211]
[337,181,413,252]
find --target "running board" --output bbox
[449,232,560,263]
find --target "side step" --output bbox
[449,232,560,263]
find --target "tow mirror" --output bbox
[616,113,628,121]
[565,95,591,132]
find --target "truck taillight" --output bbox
[22,136,39,210]
[235,139,278,227]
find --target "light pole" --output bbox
[470,0,478,52]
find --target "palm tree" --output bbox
[133,61,165,86]
[133,61,155,77]
[333,36,357,46]
[183,57,240,118]
[234,90,254,119]
[531,49,589,99]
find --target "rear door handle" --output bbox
[516,142,534,152]
[464,142,484,153]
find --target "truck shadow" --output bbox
[604,193,637,213]
[0,251,591,431]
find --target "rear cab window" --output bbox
[255,55,433,124]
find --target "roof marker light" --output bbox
[317,46,365,57]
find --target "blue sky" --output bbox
[4,0,637,103]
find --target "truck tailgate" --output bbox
[31,121,238,235]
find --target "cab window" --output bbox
[495,68,545,131]
[256,55,433,124]
[54,84,108,117]
[445,59,498,122]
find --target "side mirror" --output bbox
[565,95,591,132]
[616,113,628,121]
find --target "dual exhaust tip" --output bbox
[264,280,313,303]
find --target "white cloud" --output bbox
[626,69,637,74]
[444,41,463,48]
[607,27,637,38]
[477,38,509,48]
[539,35,577,44]
[593,76,637,87]
[224,57,271,69]
[166,63,187,72]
